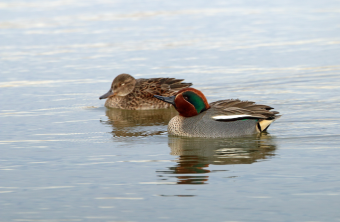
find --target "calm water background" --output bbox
[1,0,340,221]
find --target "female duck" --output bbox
[99,73,192,110]
[154,88,281,138]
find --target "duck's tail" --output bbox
[167,79,192,91]
[257,115,282,132]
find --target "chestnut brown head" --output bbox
[154,88,210,117]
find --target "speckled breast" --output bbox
[105,95,172,110]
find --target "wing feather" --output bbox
[210,99,279,121]
[140,78,192,95]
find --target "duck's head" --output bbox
[99,73,136,99]
[154,88,210,117]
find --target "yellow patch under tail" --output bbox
[257,116,281,132]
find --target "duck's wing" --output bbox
[210,99,281,131]
[138,78,192,96]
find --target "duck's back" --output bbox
[105,77,192,110]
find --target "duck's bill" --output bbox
[99,89,115,99]
[154,95,176,105]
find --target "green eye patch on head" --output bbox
[182,91,206,113]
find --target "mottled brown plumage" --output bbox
[99,73,192,110]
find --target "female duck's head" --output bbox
[99,73,137,99]
[154,88,210,117]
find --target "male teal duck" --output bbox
[154,88,281,138]
[99,73,192,110]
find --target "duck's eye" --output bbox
[183,96,189,101]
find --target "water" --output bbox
[1,0,340,221]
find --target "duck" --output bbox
[99,73,192,110]
[154,88,281,138]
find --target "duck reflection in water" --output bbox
[100,108,178,137]
[157,134,277,184]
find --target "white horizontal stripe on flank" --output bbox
[212,115,252,120]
